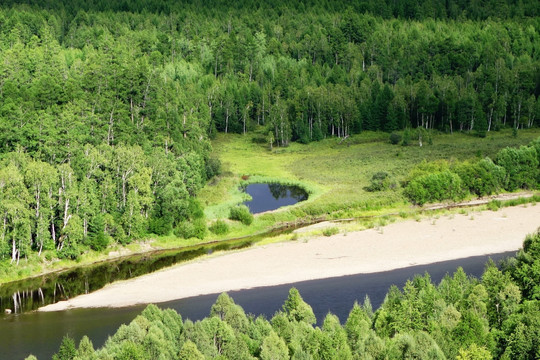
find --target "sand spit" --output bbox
[40,204,540,311]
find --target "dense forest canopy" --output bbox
[0,0,538,263]
[2,0,539,19]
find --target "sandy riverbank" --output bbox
[40,203,540,311]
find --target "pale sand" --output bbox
[40,204,540,312]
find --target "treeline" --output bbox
[45,231,540,360]
[0,3,538,149]
[0,144,215,263]
[403,136,540,204]
[3,0,539,20]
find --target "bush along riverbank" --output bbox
[402,137,540,205]
[46,231,540,360]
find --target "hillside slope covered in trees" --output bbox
[0,0,538,267]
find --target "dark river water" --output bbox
[243,183,308,213]
[0,251,515,360]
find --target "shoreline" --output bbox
[40,203,540,312]
[2,191,533,286]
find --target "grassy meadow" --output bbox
[199,128,540,237]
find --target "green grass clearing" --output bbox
[200,128,540,233]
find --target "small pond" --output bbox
[242,183,308,213]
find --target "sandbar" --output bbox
[40,203,540,311]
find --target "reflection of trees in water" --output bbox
[268,183,308,201]
[1,241,253,314]
[269,183,288,199]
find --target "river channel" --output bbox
[0,251,515,359]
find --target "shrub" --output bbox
[209,220,229,235]
[229,205,254,225]
[404,171,466,205]
[366,172,395,192]
[403,160,451,185]
[56,245,81,261]
[322,227,339,236]
[174,219,207,239]
[530,136,540,167]
[174,221,194,239]
[205,157,222,180]
[454,158,506,197]
[401,129,411,146]
[496,146,539,191]
[87,234,109,252]
[188,199,205,219]
[148,217,173,236]
[486,200,502,211]
[389,133,401,145]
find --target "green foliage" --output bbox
[96,304,182,360]
[174,219,207,240]
[0,0,539,272]
[498,300,540,359]
[510,231,540,300]
[388,331,446,359]
[531,137,540,165]
[183,316,238,358]
[366,171,395,192]
[56,244,81,261]
[389,132,402,145]
[86,214,109,251]
[205,157,222,180]
[148,217,173,236]
[209,219,230,235]
[178,340,205,360]
[210,293,249,333]
[486,200,502,211]
[456,343,493,360]
[454,158,507,197]
[260,331,289,360]
[403,138,540,205]
[229,205,254,225]
[52,335,76,360]
[322,227,339,237]
[404,170,465,205]
[283,288,316,324]
[76,336,95,358]
[402,128,412,146]
[496,146,539,191]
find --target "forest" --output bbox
[44,231,540,360]
[0,0,538,265]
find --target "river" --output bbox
[0,251,514,360]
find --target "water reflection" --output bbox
[268,183,308,201]
[0,240,252,314]
[243,183,308,213]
